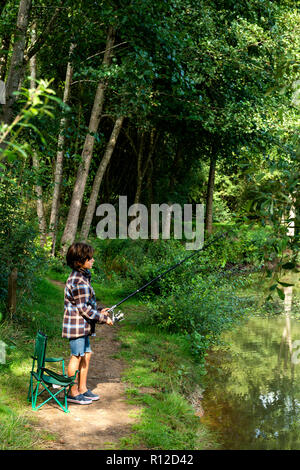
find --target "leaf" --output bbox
[276,287,285,300]
[278,281,294,287]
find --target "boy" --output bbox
[63,242,113,405]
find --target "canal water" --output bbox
[202,282,300,450]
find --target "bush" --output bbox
[148,271,254,361]
[92,237,187,293]
[0,181,46,319]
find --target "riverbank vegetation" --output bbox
[0,0,299,450]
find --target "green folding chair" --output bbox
[28,331,78,413]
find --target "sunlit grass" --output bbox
[115,309,217,449]
[0,279,67,449]
[119,391,216,450]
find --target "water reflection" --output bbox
[277,286,294,382]
[202,283,300,450]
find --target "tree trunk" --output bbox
[0,35,10,81]
[60,26,115,255]
[205,152,217,235]
[1,0,32,124]
[134,129,157,205]
[134,131,145,205]
[8,267,18,319]
[48,42,75,256]
[30,24,47,247]
[295,193,300,241]
[80,116,124,241]
[32,154,47,246]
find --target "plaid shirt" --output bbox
[62,269,108,339]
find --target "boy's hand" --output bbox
[100,307,111,314]
[100,308,114,326]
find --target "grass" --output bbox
[0,277,68,449]
[121,392,214,450]
[113,308,218,450]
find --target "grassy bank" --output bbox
[0,272,218,450]
[114,306,218,449]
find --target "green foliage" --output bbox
[93,232,269,360]
[0,80,60,321]
[0,80,58,162]
[0,180,45,313]
[148,271,253,360]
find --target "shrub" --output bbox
[148,272,254,361]
[0,181,46,319]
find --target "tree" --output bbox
[60,25,115,255]
[1,0,32,124]
[29,23,47,246]
[80,115,124,241]
[48,42,75,255]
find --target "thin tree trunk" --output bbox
[8,267,18,319]
[32,153,47,246]
[295,192,300,241]
[286,196,296,239]
[60,26,115,255]
[48,42,75,256]
[80,116,124,241]
[30,24,47,247]
[0,35,10,81]
[134,129,158,205]
[205,152,217,235]
[1,0,32,124]
[134,131,145,205]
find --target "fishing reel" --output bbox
[113,310,124,323]
[108,307,125,324]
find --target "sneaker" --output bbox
[82,389,100,401]
[67,393,92,405]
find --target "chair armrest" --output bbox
[45,357,64,362]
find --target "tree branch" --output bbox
[81,41,128,63]
[24,7,61,62]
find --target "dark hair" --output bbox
[66,242,94,270]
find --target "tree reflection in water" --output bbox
[202,283,300,449]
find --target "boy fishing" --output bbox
[62,242,113,405]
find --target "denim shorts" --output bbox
[69,336,92,357]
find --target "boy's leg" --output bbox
[68,355,81,396]
[78,352,91,394]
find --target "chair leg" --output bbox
[27,375,33,402]
[34,384,70,413]
[64,387,68,413]
[32,381,40,410]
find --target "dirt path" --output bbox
[34,280,141,450]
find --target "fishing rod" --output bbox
[108,230,233,323]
